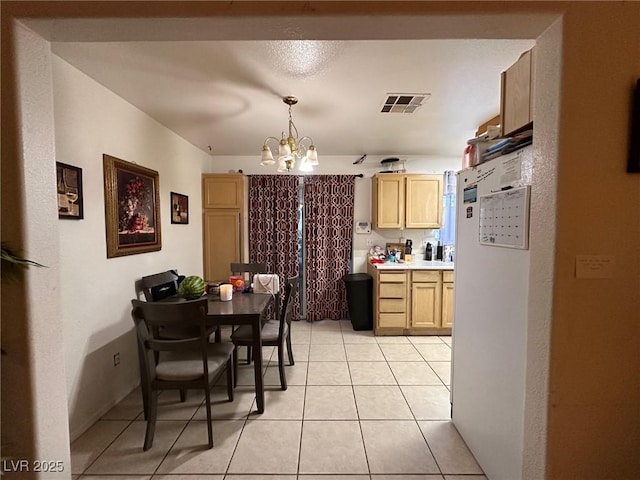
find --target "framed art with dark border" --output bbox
[57,162,84,219]
[103,154,161,258]
[170,192,189,224]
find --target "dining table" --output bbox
[205,292,273,414]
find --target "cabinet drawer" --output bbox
[443,271,454,283]
[380,283,406,298]
[379,313,406,328]
[412,270,441,282]
[379,272,406,283]
[379,298,406,313]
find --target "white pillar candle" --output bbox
[220,284,233,301]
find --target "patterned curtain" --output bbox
[248,175,300,319]
[303,175,356,321]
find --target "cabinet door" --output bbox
[405,175,443,228]
[202,174,244,209]
[373,175,404,229]
[203,210,241,282]
[500,48,533,136]
[442,282,455,329]
[411,282,442,328]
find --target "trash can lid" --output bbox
[342,273,372,282]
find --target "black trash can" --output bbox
[342,273,373,331]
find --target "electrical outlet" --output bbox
[423,239,428,246]
[366,239,374,246]
[113,352,120,367]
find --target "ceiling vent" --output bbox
[380,93,431,113]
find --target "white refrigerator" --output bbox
[451,146,533,480]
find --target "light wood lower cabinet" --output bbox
[375,270,407,331]
[410,281,442,329]
[441,271,455,329]
[369,264,453,335]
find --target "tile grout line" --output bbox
[393,348,445,477]
[77,416,136,476]
[296,356,311,477]
[152,367,228,477]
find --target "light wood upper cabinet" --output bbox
[372,174,404,229]
[405,175,443,228]
[500,48,534,137]
[202,174,244,209]
[372,174,442,229]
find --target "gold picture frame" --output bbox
[103,154,162,258]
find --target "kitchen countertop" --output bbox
[371,260,454,270]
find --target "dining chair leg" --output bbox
[232,348,239,388]
[143,391,158,451]
[286,333,295,366]
[140,385,149,421]
[246,346,252,365]
[179,389,187,402]
[226,358,234,401]
[277,344,287,391]
[204,384,214,449]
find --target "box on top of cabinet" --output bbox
[500,47,535,137]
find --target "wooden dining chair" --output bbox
[131,298,234,451]
[230,276,298,390]
[230,262,267,289]
[230,262,268,362]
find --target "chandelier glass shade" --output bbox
[260,96,319,172]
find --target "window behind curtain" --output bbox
[440,170,457,247]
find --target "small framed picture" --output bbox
[57,162,84,219]
[170,192,189,225]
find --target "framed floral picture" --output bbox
[56,162,84,219]
[170,192,189,224]
[103,154,161,258]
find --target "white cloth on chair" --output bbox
[253,274,280,294]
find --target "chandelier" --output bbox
[260,96,319,172]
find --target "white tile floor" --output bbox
[71,319,486,480]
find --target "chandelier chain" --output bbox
[288,104,299,140]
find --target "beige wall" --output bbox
[548,3,640,478]
[52,54,212,439]
[1,2,639,479]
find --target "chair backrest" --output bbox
[131,298,210,383]
[140,270,181,302]
[278,276,298,338]
[230,262,267,286]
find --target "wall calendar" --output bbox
[479,185,530,249]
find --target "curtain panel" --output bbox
[303,175,356,321]
[248,175,300,320]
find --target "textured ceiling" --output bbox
[22,12,539,159]
[51,39,534,158]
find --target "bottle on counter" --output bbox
[425,242,433,261]
[436,241,444,261]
